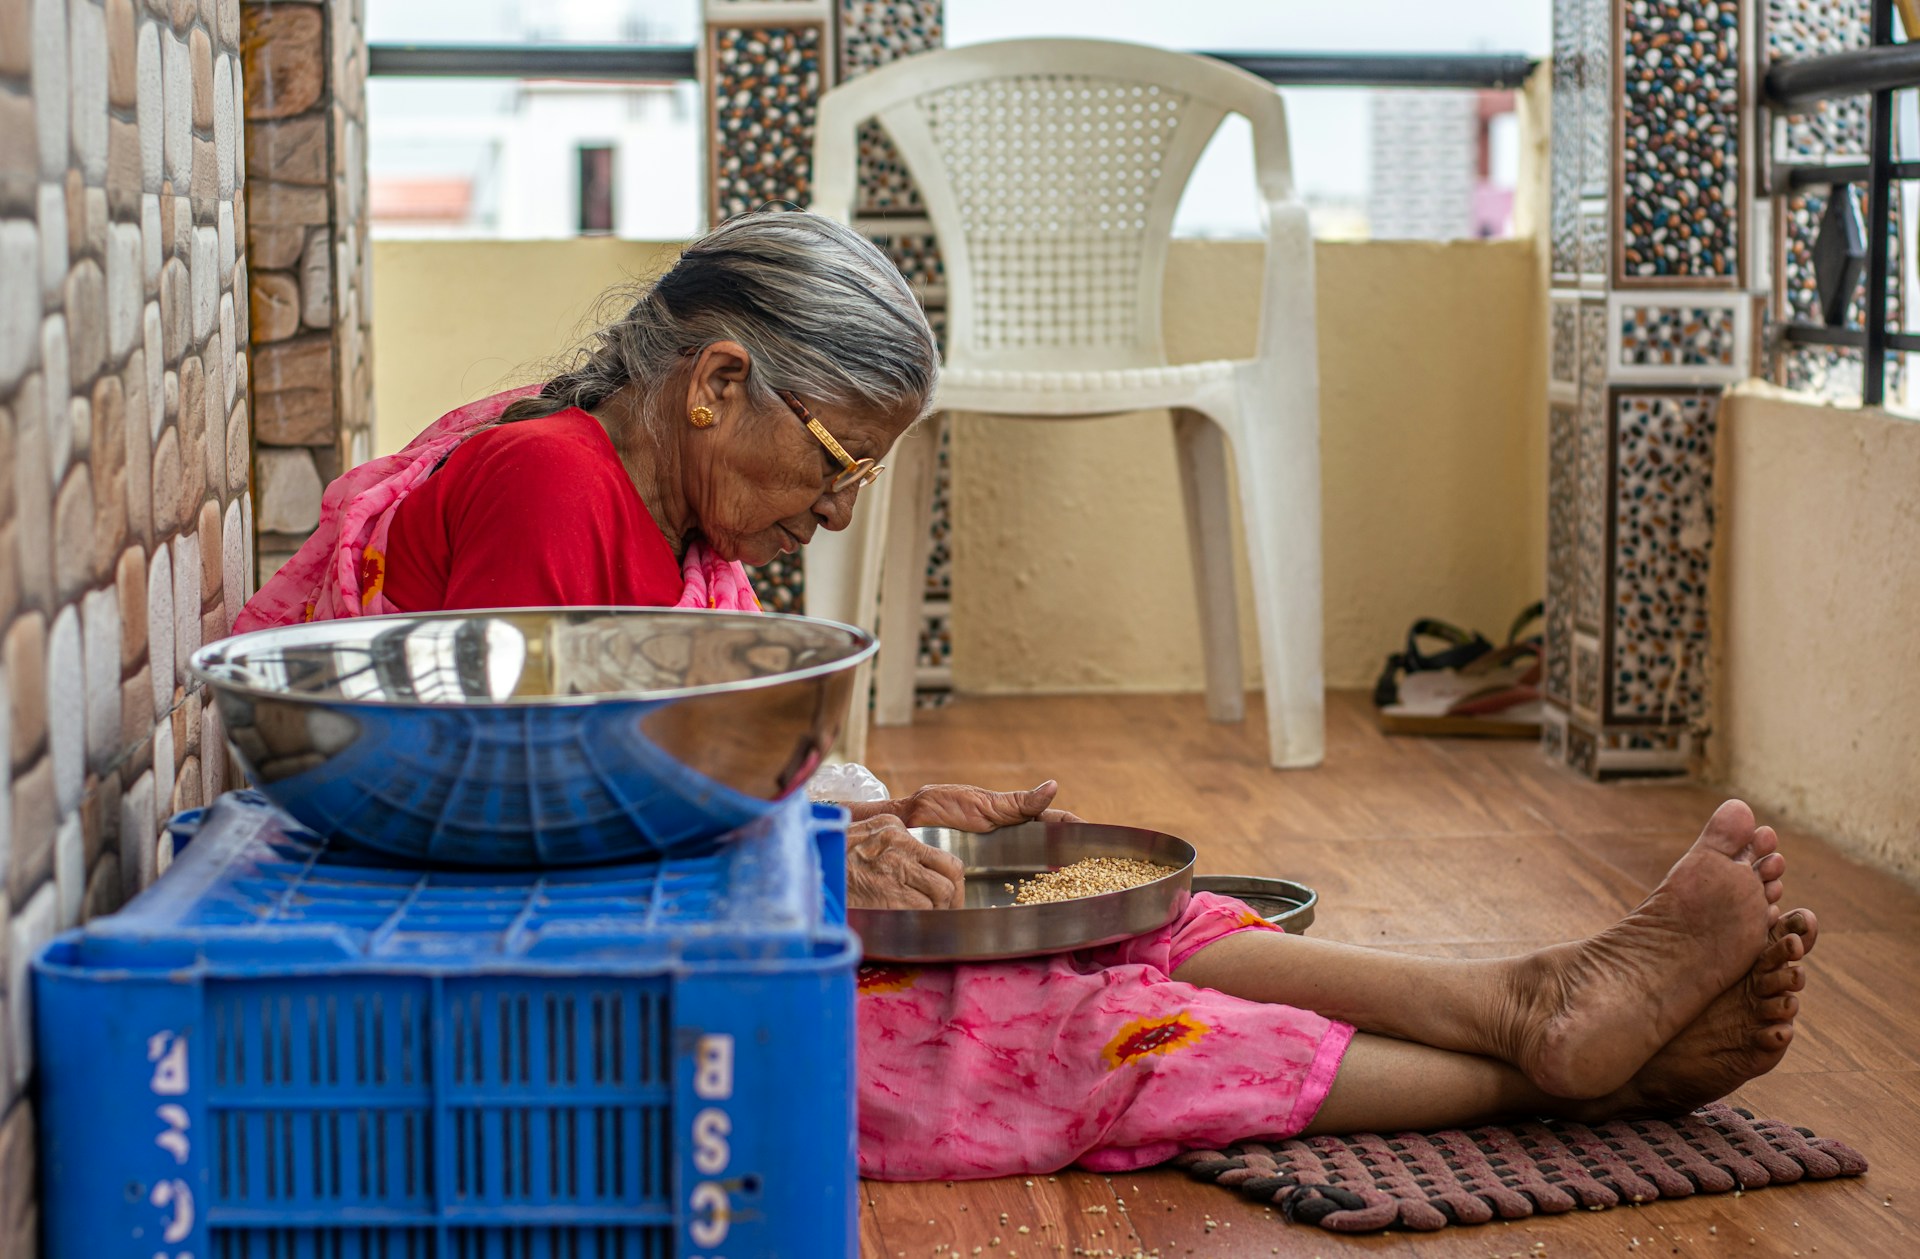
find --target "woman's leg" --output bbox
[1304,916,1813,1135]
[1174,800,1789,1099]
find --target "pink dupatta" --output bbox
[233,387,761,633]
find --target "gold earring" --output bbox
[689,405,716,428]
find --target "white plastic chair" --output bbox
[807,38,1324,769]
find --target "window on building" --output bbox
[578,145,617,234]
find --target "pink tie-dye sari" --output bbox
[230,390,1352,1181]
[232,387,759,633]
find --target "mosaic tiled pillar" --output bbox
[1543,0,1757,778]
[704,0,953,703]
[0,0,257,1247]
[240,0,373,586]
[1764,0,1902,403]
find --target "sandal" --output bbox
[1373,604,1543,738]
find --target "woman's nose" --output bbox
[814,484,857,531]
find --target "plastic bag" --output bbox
[806,760,892,804]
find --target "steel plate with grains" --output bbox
[847,820,1196,962]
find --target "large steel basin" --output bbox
[190,608,875,867]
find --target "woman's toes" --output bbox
[1763,877,1785,905]
[1700,799,1760,856]
[1757,1023,1796,1052]
[1749,824,1780,860]
[1781,908,1820,952]
[1755,851,1786,882]
[1755,992,1799,1022]
[1754,963,1806,997]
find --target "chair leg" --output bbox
[1172,408,1246,723]
[1212,377,1326,769]
[874,416,941,726]
[801,456,893,765]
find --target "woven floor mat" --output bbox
[1171,1104,1867,1233]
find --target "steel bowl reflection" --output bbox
[190,607,876,867]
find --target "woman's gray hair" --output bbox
[500,210,939,426]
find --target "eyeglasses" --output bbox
[779,390,885,493]
[675,346,883,493]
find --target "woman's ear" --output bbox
[688,340,754,412]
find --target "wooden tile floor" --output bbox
[860,691,1919,1258]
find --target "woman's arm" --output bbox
[843,780,1083,829]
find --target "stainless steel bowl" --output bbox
[848,821,1196,962]
[190,607,876,867]
[1190,874,1318,933]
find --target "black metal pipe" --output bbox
[1202,52,1538,89]
[368,44,700,80]
[365,44,1539,90]
[1782,323,1866,348]
[1765,41,1920,107]
[1861,0,1895,407]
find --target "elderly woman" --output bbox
[236,211,1817,1182]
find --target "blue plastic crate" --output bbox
[33,791,858,1259]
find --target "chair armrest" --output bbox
[811,88,863,225]
[1253,198,1319,375]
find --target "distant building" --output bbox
[1368,88,1516,241]
[368,0,703,240]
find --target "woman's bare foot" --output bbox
[1505,800,1782,1100]
[1586,908,1817,1121]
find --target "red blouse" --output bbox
[382,407,685,612]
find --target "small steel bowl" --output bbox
[849,821,1196,962]
[1190,875,1318,933]
[190,607,875,867]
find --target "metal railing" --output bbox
[366,43,1537,89]
[1765,0,1911,406]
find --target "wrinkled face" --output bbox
[682,344,919,567]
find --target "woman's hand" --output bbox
[895,780,1084,832]
[846,815,966,909]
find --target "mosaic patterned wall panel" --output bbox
[1552,302,1579,386]
[1545,403,1579,706]
[1579,0,1612,198]
[1767,0,1871,159]
[1574,639,1603,714]
[1575,304,1610,632]
[841,1,943,216]
[1550,0,1582,277]
[1619,303,1737,368]
[1618,0,1741,282]
[708,25,825,223]
[1609,391,1717,723]
[1579,207,1609,280]
[1543,80,1574,278]
[881,230,945,294]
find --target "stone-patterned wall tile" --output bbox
[1575,302,1608,632]
[1618,0,1741,282]
[1578,0,1610,199]
[1608,391,1717,723]
[1573,636,1602,715]
[1550,299,1579,389]
[1551,0,1581,279]
[1545,402,1578,706]
[1612,295,1746,381]
[709,24,824,223]
[1567,723,1599,776]
[840,0,943,214]
[1767,0,1871,159]
[80,586,121,772]
[879,229,943,294]
[1578,204,1608,282]
[46,607,83,815]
